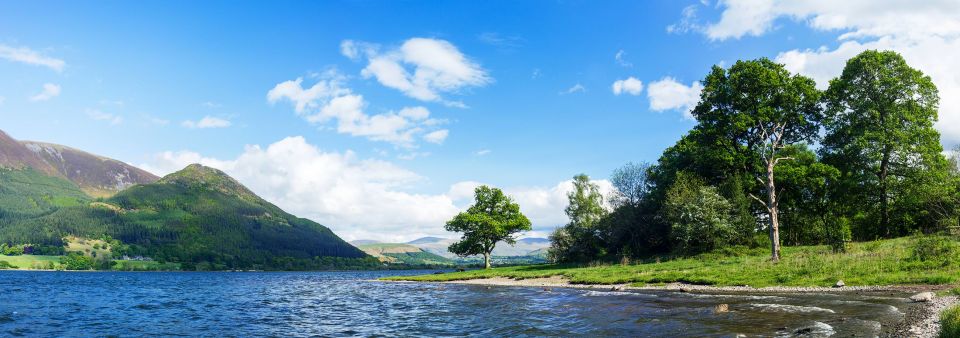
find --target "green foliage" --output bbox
[826,216,852,253]
[59,252,95,270]
[911,234,957,266]
[0,260,13,269]
[446,185,531,268]
[549,174,608,263]
[821,50,954,239]
[941,305,960,338]
[664,173,735,254]
[388,237,960,287]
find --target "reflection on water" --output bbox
[0,270,908,337]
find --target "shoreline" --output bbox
[383,276,958,337]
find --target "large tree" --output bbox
[446,185,531,269]
[691,59,821,261]
[821,50,949,238]
[548,174,608,263]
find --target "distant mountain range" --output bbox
[353,236,551,264]
[349,241,453,266]
[0,129,373,270]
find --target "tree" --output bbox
[821,50,950,238]
[445,185,531,269]
[609,162,652,208]
[548,174,608,263]
[664,172,735,254]
[691,58,821,261]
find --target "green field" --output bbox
[0,255,62,269]
[112,260,180,271]
[385,236,960,287]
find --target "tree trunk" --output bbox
[483,252,491,269]
[766,161,781,262]
[879,145,891,237]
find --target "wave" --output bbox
[746,303,836,314]
[582,290,656,298]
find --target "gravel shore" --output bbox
[412,276,958,336]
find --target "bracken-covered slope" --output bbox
[0,129,158,197]
[22,141,159,197]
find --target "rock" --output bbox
[910,292,935,302]
[713,304,729,313]
[679,287,692,293]
[833,280,845,288]
[611,285,625,291]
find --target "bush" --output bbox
[912,234,957,265]
[0,260,14,269]
[60,253,95,270]
[941,305,960,338]
[665,174,735,254]
[827,216,852,253]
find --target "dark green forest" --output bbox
[0,164,376,270]
[549,50,960,263]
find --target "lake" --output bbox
[0,270,910,337]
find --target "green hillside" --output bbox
[0,164,376,270]
[356,243,454,266]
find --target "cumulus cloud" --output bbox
[140,136,607,242]
[182,116,231,129]
[29,83,60,101]
[268,74,447,147]
[647,77,703,119]
[345,37,491,105]
[0,44,65,72]
[692,0,960,144]
[423,129,449,144]
[612,77,643,96]
[86,109,122,125]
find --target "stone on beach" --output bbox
[910,292,935,302]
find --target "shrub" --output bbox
[665,174,735,254]
[827,216,852,253]
[941,305,960,338]
[0,260,14,269]
[912,234,957,265]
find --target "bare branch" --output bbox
[748,193,769,210]
[773,157,794,165]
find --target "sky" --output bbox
[2,0,960,242]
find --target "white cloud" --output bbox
[615,49,633,67]
[29,83,60,101]
[478,32,523,49]
[140,136,612,242]
[0,44,65,72]
[86,109,122,125]
[647,77,703,119]
[474,149,491,156]
[182,116,232,129]
[612,77,644,96]
[269,74,448,147]
[560,83,586,95]
[348,37,491,105]
[201,101,221,108]
[423,129,449,144]
[695,0,960,144]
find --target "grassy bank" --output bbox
[384,236,960,287]
[0,255,61,269]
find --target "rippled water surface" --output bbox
[0,270,911,337]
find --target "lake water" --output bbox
[0,270,911,337]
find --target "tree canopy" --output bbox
[445,185,531,269]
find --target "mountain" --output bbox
[353,243,453,266]
[406,236,551,259]
[22,141,159,197]
[0,137,373,270]
[349,239,382,246]
[0,130,158,197]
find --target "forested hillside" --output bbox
[0,161,374,270]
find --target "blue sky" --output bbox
[2,1,958,241]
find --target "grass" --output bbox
[64,236,113,258]
[0,255,62,269]
[112,260,180,271]
[384,236,960,287]
[941,305,960,338]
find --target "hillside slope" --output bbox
[0,163,372,270]
[353,242,453,265]
[0,129,158,197]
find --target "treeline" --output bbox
[549,50,960,263]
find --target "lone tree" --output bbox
[446,185,531,269]
[692,58,821,262]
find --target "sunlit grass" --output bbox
[384,236,960,287]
